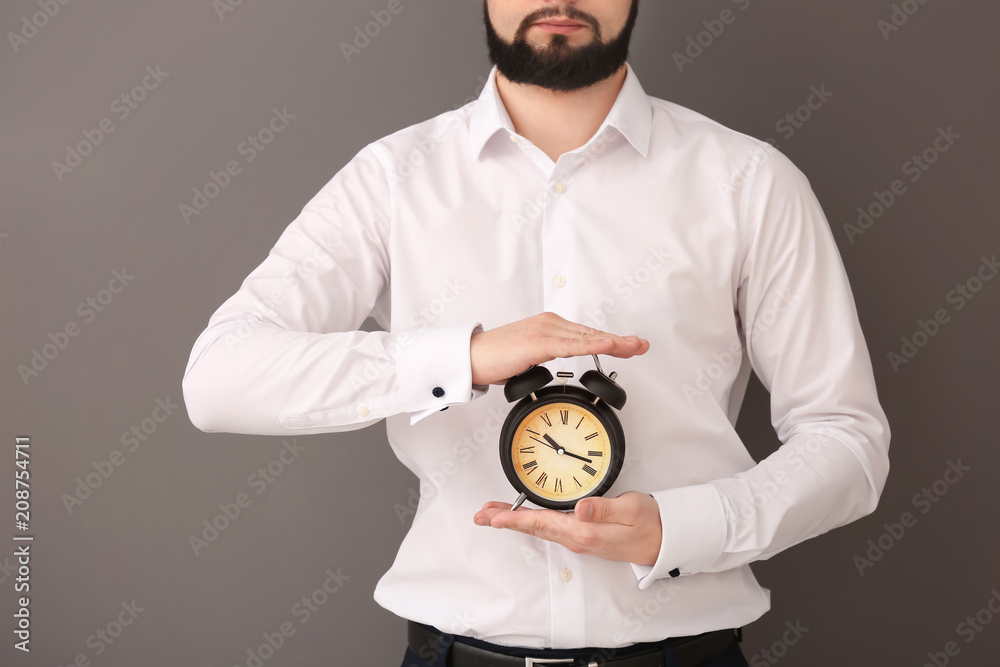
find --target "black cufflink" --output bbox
[668,568,680,578]
[439,406,449,411]
[432,386,445,398]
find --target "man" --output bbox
[182,1,890,666]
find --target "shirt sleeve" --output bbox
[181,144,488,436]
[630,146,891,588]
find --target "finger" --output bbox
[570,323,645,346]
[554,319,621,340]
[479,504,649,560]
[560,322,600,335]
[474,502,527,527]
[586,336,650,359]
[488,507,571,540]
[576,329,649,350]
[604,336,650,358]
[549,334,646,359]
[575,496,633,525]
[491,509,633,558]
[570,327,630,344]
[472,503,511,526]
[547,321,628,344]
[480,501,513,511]
[531,313,650,359]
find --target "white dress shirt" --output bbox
[182,63,890,649]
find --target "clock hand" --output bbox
[532,435,561,453]
[541,433,564,453]
[561,450,593,464]
[542,434,593,464]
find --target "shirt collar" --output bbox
[468,62,653,160]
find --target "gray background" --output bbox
[2,0,998,665]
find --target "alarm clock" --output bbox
[498,355,627,511]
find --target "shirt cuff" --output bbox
[629,484,728,589]
[396,322,489,425]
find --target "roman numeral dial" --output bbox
[509,401,612,501]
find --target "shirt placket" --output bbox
[546,541,588,648]
[542,152,586,649]
[507,132,594,647]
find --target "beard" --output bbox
[483,0,639,92]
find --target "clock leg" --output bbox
[510,492,527,511]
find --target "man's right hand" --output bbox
[469,312,650,386]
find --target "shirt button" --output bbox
[560,568,573,582]
[552,181,567,194]
[553,275,567,288]
[432,386,445,398]
[357,406,370,418]
[509,134,521,143]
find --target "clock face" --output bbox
[499,385,625,510]
[511,402,612,502]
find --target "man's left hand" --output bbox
[473,491,662,566]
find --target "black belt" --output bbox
[407,621,741,667]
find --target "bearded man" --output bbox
[183,3,890,666]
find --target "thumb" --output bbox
[575,496,615,523]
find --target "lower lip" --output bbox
[534,23,586,34]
